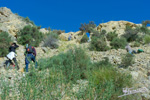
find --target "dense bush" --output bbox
[121,53,134,68]
[79,21,96,33]
[144,35,150,44]
[90,30,109,51]
[80,34,89,43]
[90,36,109,51]
[122,25,139,42]
[43,32,59,49]
[0,32,12,57]
[87,58,134,100]
[38,47,91,82]
[110,37,127,49]
[106,31,118,41]
[17,25,44,47]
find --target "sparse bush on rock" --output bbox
[0,32,12,57]
[121,53,134,68]
[17,25,44,47]
[43,32,59,49]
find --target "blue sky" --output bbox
[0,0,150,32]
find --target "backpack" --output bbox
[27,45,33,53]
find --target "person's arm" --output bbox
[15,44,19,49]
[32,48,36,56]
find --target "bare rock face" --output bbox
[0,7,31,37]
[39,28,49,34]
[97,21,141,36]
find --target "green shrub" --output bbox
[122,25,139,42]
[121,53,134,68]
[0,32,12,57]
[38,47,91,82]
[88,61,134,100]
[133,41,140,47]
[90,36,109,51]
[43,32,59,49]
[79,21,96,33]
[80,34,89,43]
[106,31,118,41]
[90,30,109,51]
[110,37,127,49]
[144,35,150,44]
[17,25,44,47]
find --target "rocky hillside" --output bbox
[0,7,150,99]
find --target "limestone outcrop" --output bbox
[0,7,31,37]
[97,21,141,36]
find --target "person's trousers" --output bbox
[5,58,19,70]
[25,54,37,72]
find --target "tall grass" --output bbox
[0,47,141,100]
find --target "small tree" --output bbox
[142,20,150,27]
[79,21,96,33]
[0,32,12,57]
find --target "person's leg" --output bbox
[13,58,19,70]
[31,55,37,68]
[132,50,137,54]
[25,63,29,72]
[25,54,31,72]
[6,59,11,68]
[129,51,133,55]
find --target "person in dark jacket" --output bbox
[25,44,37,72]
[5,42,20,70]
